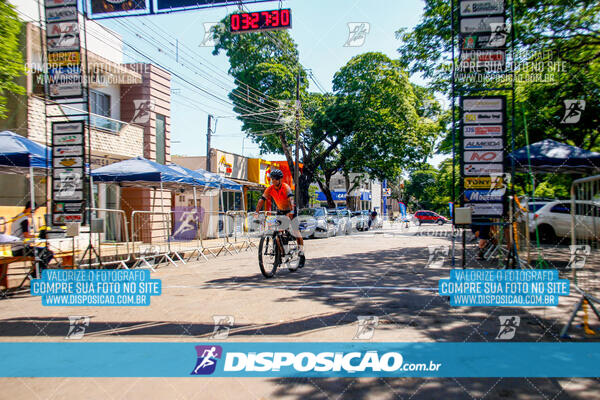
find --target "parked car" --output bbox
[328,209,353,235]
[412,210,449,226]
[529,200,600,242]
[525,201,550,227]
[338,209,354,234]
[326,209,342,236]
[298,207,335,238]
[351,210,370,231]
[350,210,383,231]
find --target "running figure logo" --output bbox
[427,245,449,269]
[488,23,508,47]
[496,316,520,340]
[211,315,234,339]
[65,316,89,339]
[567,245,590,269]
[199,22,224,47]
[191,345,223,375]
[172,210,200,240]
[354,316,379,340]
[561,100,585,124]
[344,22,370,47]
[132,99,155,124]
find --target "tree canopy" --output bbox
[0,1,25,119]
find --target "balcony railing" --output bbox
[89,113,126,134]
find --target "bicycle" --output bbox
[255,214,305,278]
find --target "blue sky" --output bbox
[100,0,446,165]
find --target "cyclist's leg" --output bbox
[286,210,304,254]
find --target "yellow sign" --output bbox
[464,177,504,189]
[48,51,81,67]
[218,155,233,175]
[247,158,273,186]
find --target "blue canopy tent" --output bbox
[0,130,50,173]
[92,157,208,217]
[0,131,52,230]
[91,157,199,186]
[194,168,243,212]
[194,168,242,191]
[167,164,220,189]
[508,139,600,174]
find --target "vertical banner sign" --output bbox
[460,96,507,218]
[45,0,83,99]
[45,0,86,225]
[458,0,507,73]
[52,122,85,224]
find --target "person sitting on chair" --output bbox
[10,201,53,277]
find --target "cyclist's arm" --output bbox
[256,198,265,214]
[287,190,295,211]
[256,188,270,214]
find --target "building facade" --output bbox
[0,2,172,241]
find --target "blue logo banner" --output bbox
[1,343,600,377]
[439,269,569,307]
[31,270,161,306]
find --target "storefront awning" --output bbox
[230,178,264,190]
[316,190,371,201]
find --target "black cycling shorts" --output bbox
[276,209,296,218]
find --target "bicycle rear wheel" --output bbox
[259,235,280,278]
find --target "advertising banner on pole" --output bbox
[459,96,507,218]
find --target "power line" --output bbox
[140,17,284,106]
[122,19,282,116]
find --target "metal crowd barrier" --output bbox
[225,211,257,252]
[561,175,600,337]
[200,211,239,257]
[168,208,209,264]
[79,208,132,269]
[131,211,183,270]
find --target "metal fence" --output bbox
[560,175,600,337]
[79,208,132,269]
[129,209,257,270]
[131,211,185,270]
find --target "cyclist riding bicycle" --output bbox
[254,169,304,256]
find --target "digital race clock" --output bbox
[229,9,292,33]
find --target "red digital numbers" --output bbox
[230,9,292,33]
[280,9,290,26]
[271,10,279,27]
[231,13,240,31]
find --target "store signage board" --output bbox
[51,121,86,225]
[459,96,507,218]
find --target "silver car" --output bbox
[298,207,335,238]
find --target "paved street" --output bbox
[1,224,599,399]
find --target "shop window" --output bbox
[220,191,242,211]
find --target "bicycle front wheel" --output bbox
[258,235,280,278]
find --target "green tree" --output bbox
[396,0,600,93]
[313,53,443,205]
[0,1,25,119]
[399,0,600,199]
[212,19,308,176]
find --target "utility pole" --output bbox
[294,70,300,209]
[206,114,212,171]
